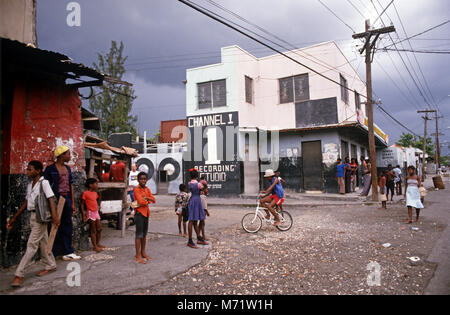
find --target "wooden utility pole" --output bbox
[353,20,395,201]
[418,109,435,180]
[434,112,443,172]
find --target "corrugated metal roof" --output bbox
[1,37,104,85]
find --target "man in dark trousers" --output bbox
[44,145,81,261]
[385,164,396,201]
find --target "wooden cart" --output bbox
[85,143,138,237]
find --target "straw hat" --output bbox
[264,169,275,177]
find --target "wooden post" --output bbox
[47,196,66,255]
[418,110,435,180]
[353,20,395,201]
[121,158,130,238]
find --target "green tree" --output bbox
[89,40,137,140]
[440,155,450,167]
[396,132,434,157]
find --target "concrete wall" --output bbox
[187,42,368,132]
[0,0,37,45]
[1,79,88,267]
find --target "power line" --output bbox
[179,0,418,138]
[381,19,450,49]
[391,2,439,112]
[178,0,362,97]
[370,0,435,112]
[346,0,366,19]
[376,104,420,137]
[316,0,356,33]
[380,48,450,54]
[372,0,394,26]
[203,0,362,82]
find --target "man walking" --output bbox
[44,146,81,261]
[7,161,59,287]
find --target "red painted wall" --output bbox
[2,79,85,175]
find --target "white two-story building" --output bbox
[184,41,388,195]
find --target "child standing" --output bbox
[175,183,189,237]
[199,175,210,241]
[81,178,104,252]
[379,171,387,209]
[187,168,207,249]
[404,166,424,224]
[133,172,156,264]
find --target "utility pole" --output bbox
[418,111,433,181]
[353,20,395,201]
[433,112,443,173]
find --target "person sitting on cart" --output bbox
[260,169,285,226]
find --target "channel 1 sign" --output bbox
[185,111,242,195]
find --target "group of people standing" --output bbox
[336,157,359,194]
[175,169,210,249]
[336,156,425,224]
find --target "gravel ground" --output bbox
[138,202,445,295]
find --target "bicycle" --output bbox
[241,195,293,233]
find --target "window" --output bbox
[245,76,253,104]
[197,79,226,109]
[340,74,349,104]
[354,91,361,111]
[279,73,309,104]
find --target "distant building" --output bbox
[160,119,187,143]
[184,42,388,195]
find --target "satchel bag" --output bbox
[35,179,53,223]
[131,200,139,209]
[419,186,427,197]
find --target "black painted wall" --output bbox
[0,171,89,268]
[295,97,338,128]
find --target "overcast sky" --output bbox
[36,0,450,154]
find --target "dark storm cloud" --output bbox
[36,0,450,141]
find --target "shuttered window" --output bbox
[279,73,309,104]
[197,79,227,109]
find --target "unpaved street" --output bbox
[140,198,446,295]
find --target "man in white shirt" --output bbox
[6,160,59,287]
[393,165,402,195]
[128,163,140,213]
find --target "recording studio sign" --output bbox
[185,111,242,195]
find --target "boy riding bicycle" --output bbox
[260,169,285,226]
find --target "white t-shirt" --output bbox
[27,177,55,211]
[393,168,402,182]
[128,170,139,187]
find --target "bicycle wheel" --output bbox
[276,211,293,231]
[241,213,262,233]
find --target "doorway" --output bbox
[158,170,168,194]
[302,140,323,191]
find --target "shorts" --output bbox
[270,194,285,205]
[87,210,101,221]
[182,207,189,222]
[134,212,149,239]
[201,194,208,210]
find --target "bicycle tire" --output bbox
[241,213,262,233]
[276,211,293,231]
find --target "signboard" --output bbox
[357,110,389,144]
[185,111,241,195]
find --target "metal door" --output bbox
[302,141,323,191]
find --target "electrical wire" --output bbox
[317,0,356,33]
[380,19,450,49]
